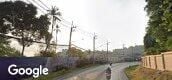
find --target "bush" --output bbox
[37,50,56,57]
[145,47,160,55]
[166,36,172,50]
[0,43,20,57]
[76,58,92,68]
[0,36,21,57]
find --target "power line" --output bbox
[32,0,48,11]
[26,0,46,14]
[1,0,92,51]
[26,0,47,14]
[1,0,46,14]
[38,0,50,10]
[58,18,105,44]
[58,17,94,37]
[57,19,94,39]
[59,17,72,25]
[76,28,94,37]
[96,42,107,49]
[29,0,107,51]
[57,20,71,28]
[71,44,86,51]
[61,21,94,38]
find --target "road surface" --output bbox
[54,62,139,80]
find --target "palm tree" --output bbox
[47,6,61,52]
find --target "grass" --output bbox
[125,65,172,80]
[125,65,139,80]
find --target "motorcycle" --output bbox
[105,67,111,80]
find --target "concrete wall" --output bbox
[164,52,172,71]
[150,56,156,69]
[142,51,172,71]
[156,55,164,70]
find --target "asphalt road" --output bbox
[54,62,139,80]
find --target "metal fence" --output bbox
[46,56,79,72]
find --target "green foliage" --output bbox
[0,37,20,57]
[76,58,92,68]
[166,36,172,50]
[70,47,86,58]
[144,0,172,54]
[0,1,51,56]
[0,44,20,57]
[37,50,56,57]
[144,34,156,49]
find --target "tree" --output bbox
[0,36,20,57]
[34,15,51,53]
[0,1,51,56]
[144,0,172,54]
[144,34,156,49]
[70,47,86,58]
[48,6,61,34]
[47,6,61,52]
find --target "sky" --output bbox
[9,0,148,56]
[44,0,148,49]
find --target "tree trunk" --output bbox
[51,16,54,34]
[45,35,50,52]
[21,43,25,56]
[55,29,58,52]
[21,29,25,56]
[45,43,49,52]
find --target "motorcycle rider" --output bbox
[106,63,112,80]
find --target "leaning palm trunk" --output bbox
[21,29,25,56]
[45,33,52,52]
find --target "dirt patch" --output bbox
[125,66,172,80]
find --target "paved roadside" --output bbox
[53,65,105,80]
[54,62,139,80]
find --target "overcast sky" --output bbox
[9,0,148,56]
[45,0,148,49]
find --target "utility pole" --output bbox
[68,21,76,55]
[123,44,125,55]
[131,46,134,61]
[107,41,109,54]
[93,33,97,53]
[106,41,110,63]
[55,25,59,53]
[93,33,97,63]
[122,44,125,62]
[47,6,61,53]
[132,43,136,61]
